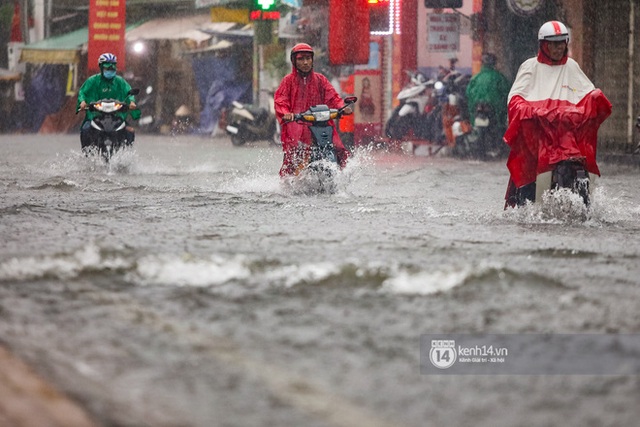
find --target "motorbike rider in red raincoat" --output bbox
[503,21,612,207]
[274,43,352,177]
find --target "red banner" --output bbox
[328,0,370,65]
[88,0,126,73]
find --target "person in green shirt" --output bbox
[77,53,139,151]
[465,53,511,157]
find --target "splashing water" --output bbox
[503,185,640,226]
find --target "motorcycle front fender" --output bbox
[233,108,254,121]
[398,103,417,117]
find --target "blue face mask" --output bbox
[103,70,116,80]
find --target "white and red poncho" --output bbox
[503,51,612,196]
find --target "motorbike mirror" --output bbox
[344,96,358,104]
[128,88,140,96]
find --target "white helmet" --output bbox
[538,21,569,42]
[98,52,117,66]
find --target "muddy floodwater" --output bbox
[1,134,640,427]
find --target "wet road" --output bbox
[1,133,640,427]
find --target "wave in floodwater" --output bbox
[0,242,569,297]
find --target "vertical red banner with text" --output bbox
[88,0,126,73]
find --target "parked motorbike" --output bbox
[438,71,471,147]
[290,96,357,193]
[385,70,470,150]
[452,102,507,159]
[384,71,435,140]
[79,88,140,162]
[136,85,158,133]
[225,95,280,147]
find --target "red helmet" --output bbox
[290,43,314,63]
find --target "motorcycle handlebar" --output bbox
[288,98,358,123]
[76,102,138,114]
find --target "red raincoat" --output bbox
[274,66,349,177]
[504,49,612,203]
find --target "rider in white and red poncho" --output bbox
[503,20,612,208]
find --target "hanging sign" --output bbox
[88,0,127,73]
[427,13,460,53]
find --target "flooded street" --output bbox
[1,133,640,427]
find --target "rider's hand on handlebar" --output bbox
[129,101,137,110]
[283,113,294,122]
[343,106,353,115]
[79,101,87,110]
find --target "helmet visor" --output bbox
[543,34,568,42]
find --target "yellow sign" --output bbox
[211,7,250,24]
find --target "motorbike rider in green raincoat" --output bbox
[77,53,140,151]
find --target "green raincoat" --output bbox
[77,73,140,122]
[465,65,511,127]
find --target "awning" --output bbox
[194,0,301,8]
[198,22,253,39]
[125,14,213,43]
[20,27,88,64]
[184,39,234,55]
[20,24,142,64]
[193,0,247,6]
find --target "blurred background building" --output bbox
[0,0,637,152]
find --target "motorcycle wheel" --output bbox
[385,109,412,140]
[100,141,113,162]
[231,131,247,146]
[552,160,591,206]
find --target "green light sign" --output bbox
[256,0,277,11]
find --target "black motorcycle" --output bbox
[79,89,140,161]
[225,97,280,147]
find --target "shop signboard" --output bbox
[427,13,460,53]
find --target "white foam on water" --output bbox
[380,262,501,296]
[262,262,342,288]
[0,242,130,281]
[380,267,471,295]
[129,254,252,287]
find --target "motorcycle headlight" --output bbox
[98,102,122,113]
[313,110,331,121]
